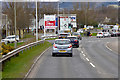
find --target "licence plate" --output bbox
[59,50,66,52]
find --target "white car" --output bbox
[96,32,104,38]
[1,35,19,43]
[103,32,111,37]
[77,29,83,33]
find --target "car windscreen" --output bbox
[67,37,77,40]
[55,40,70,44]
[6,37,12,39]
[98,33,102,34]
[104,32,108,34]
[6,37,15,39]
[73,33,79,35]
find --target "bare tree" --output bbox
[3,2,32,38]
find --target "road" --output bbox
[28,37,118,78]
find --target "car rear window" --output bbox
[73,33,79,35]
[55,40,70,44]
[73,33,80,35]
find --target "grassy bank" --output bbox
[22,33,35,39]
[45,38,58,40]
[2,41,52,78]
[92,33,97,36]
[7,42,24,47]
[81,33,97,37]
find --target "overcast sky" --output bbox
[0,0,119,2]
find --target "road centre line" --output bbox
[86,58,90,61]
[90,62,95,68]
[106,42,112,51]
[83,54,86,56]
[81,51,83,53]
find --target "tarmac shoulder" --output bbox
[107,41,119,54]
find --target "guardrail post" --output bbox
[0,62,2,71]
[16,53,19,57]
[22,50,23,53]
[2,61,4,71]
[8,57,11,61]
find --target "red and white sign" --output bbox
[44,14,56,29]
[45,21,55,26]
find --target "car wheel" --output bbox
[77,45,79,48]
[7,41,10,43]
[52,53,56,57]
[69,53,72,57]
[17,40,19,42]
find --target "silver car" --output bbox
[52,39,73,57]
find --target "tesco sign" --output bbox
[44,14,56,29]
[45,21,55,26]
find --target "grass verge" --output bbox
[21,33,35,39]
[7,42,24,47]
[92,33,97,36]
[45,38,58,40]
[2,41,52,78]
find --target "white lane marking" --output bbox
[106,46,112,51]
[90,62,95,68]
[86,58,90,61]
[83,54,86,56]
[81,51,83,53]
[106,42,112,51]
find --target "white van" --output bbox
[1,35,19,43]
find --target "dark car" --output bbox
[117,32,120,37]
[72,32,82,40]
[67,36,79,48]
[109,31,117,37]
[58,33,70,39]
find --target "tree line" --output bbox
[2,2,118,38]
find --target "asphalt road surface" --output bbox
[28,37,118,78]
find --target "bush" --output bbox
[1,43,14,55]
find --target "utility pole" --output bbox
[36,0,38,41]
[58,1,59,34]
[6,15,7,37]
[14,1,17,48]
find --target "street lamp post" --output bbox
[14,1,17,48]
[6,15,7,37]
[58,1,59,34]
[36,0,38,41]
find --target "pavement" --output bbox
[27,37,118,78]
